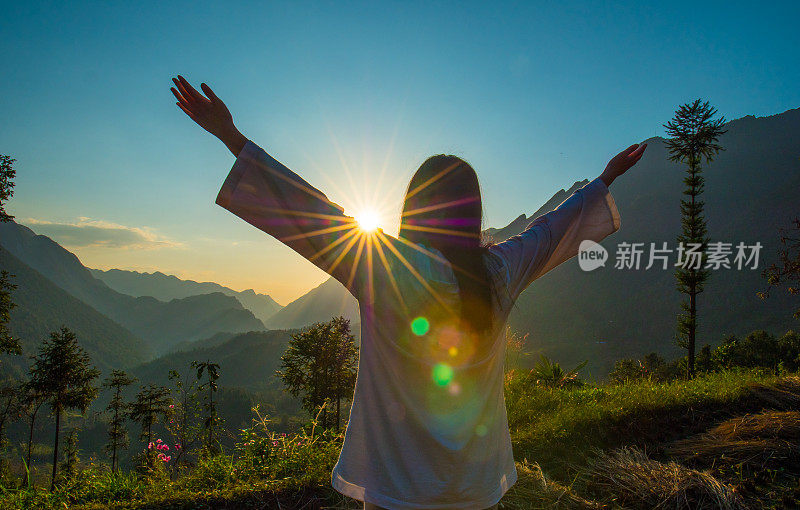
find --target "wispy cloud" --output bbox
[23,217,184,250]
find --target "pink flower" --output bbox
[148,442,154,449]
[169,404,174,408]
[175,444,181,449]
[156,438,162,443]
[157,453,166,461]
[165,455,171,462]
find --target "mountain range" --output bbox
[1,108,798,378]
[90,268,282,325]
[0,222,267,356]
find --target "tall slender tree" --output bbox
[191,360,220,454]
[0,379,20,475]
[128,384,172,468]
[102,370,136,473]
[19,383,46,486]
[664,99,726,378]
[28,327,100,490]
[167,369,202,472]
[277,316,358,430]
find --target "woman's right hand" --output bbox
[171,75,247,156]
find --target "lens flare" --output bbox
[411,317,430,336]
[432,363,454,386]
[355,210,381,232]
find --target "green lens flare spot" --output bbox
[475,424,488,436]
[432,363,454,386]
[411,317,430,336]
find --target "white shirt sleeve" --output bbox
[215,140,367,297]
[488,176,621,301]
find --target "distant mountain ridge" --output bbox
[483,179,589,243]
[0,222,266,355]
[90,268,283,324]
[0,246,150,375]
[265,277,359,330]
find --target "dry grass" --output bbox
[668,410,800,471]
[745,376,800,410]
[499,460,602,510]
[582,446,746,510]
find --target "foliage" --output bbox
[127,384,172,470]
[166,368,202,472]
[760,217,800,319]
[27,327,100,489]
[529,354,587,389]
[191,360,221,454]
[701,330,800,375]
[102,370,136,473]
[664,99,726,378]
[0,155,15,223]
[504,326,527,373]
[0,271,20,356]
[59,428,80,483]
[609,352,678,383]
[277,316,358,430]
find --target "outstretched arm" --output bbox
[171,75,248,157]
[490,143,647,301]
[171,75,370,298]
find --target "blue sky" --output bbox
[1,1,798,303]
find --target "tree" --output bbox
[759,217,800,319]
[102,370,136,474]
[277,316,358,431]
[19,383,46,486]
[28,327,100,490]
[0,156,21,357]
[167,369,202,473]
[191,360,221,454]
[0,379,20,475]
[59,428,80,482]
[664,99,726,379]
[0,154,15,223]
[530,355,587,389]
[0,271,21,356]
[128,384,172,468]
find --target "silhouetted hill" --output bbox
[0,246,150,376]
[133,330,292,392]
[0,222,266,354]
[506,107,800,377]
[90,268,282,324]
[483,180,588,243]
[265,277,360,330]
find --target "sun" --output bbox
[355,209,381,232]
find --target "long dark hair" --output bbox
[398,155,492,335]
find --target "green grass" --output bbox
[1,368,797,509]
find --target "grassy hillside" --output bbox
[2,369,799,509]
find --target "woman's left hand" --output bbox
[600,143,647,187]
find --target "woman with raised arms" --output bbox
[171,75,646,510]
